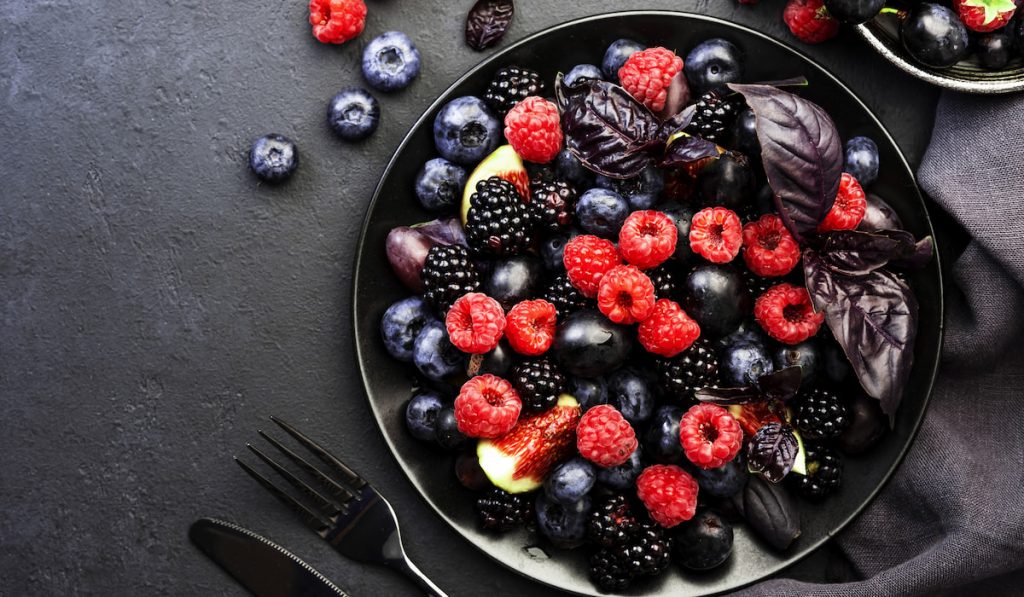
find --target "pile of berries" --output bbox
[381,36,891,592]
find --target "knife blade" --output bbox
[189,518,349,597]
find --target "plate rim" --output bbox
[353,10,944,596]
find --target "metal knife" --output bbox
[189,518,349,597]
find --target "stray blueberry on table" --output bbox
[327,87,380,141]
[249,134,298,183]
[362,31,421,92]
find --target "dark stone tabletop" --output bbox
[1,1,944,595]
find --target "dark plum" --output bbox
[435,407,470,450]
[672,509,734,570]
[823,0,885,24]
[839,393,888,454]
[682,264,752,338]
[698,151,756,213]
[901,4,969,69]
[485,255,543,310]
[684,38,744,96]
[643,406,686,464]
[731,108,760,159]
[772,339,821,388]
[475,340,514,377]
[553,310,634,377]
[569,376,609,411]
[976,32,1013,70]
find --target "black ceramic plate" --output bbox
[353,11,943,596]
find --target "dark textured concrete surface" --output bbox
[0,1,941,595]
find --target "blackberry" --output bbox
[476,488,533,531]
[793,387,849,441]
[685,90,741,142]
[483,66,546,115]
[465,176,535,257]
[792,444,842,500]
[653,337,720,401]
[529,180,578,232]
[740,266,772,299]
[647,264,679,300]
[421,245,480,313]
[587,493,639,547]
[543,274,592,316]
[588,521,672,592]
[510,358,566,413]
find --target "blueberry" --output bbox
[564,63,604,87]
[977,32,1013,70]
[434,407,470,451]
[327,87,380,142]
[553,310,634,377]
[414,158,467,212]
[361,31,421,92]
[433,96,502,166]
[405,391,444,442]
[721,341,774,387]
[682,264,752,338]
[643,406,686,464]
[596,446,643,490]
[731,108,760,159]
[901,4,969,69]
[693,453,748,498]
[576,188,629,238]
[249,134,298,183]
[569,376,608,411]
[455,452,491,490]
[844,136,880,188]
[555,149,595,189]
[485,255,543,310]
[536,494,592,549]
[608,367,654,425]
[540,230,579,271]
[413,320,464,381]
[477,340,514,377]
[698,151,755,213]
[659,201,695,265]
[772,338,821,388]
[603,166,665,211]
[671,509,734,570]
[684,38,744,96]
[602,38,646,81]
[544,457,597,505]
[380,296,433,362]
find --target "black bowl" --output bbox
[353,11,943,596]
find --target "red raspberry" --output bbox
[505,299,557,356]
[576,405,638,467]
[754,283,825,345]
[617,47,685,113]
[818,173,867,232]
[635,465,699,528]
[503,96,563,164]
[309,0,367,45]
[679,404,744,469]
[742,214,801,277]
[597,265,657,324]
[618,210,678,270]
[689,207,743,264]
[454,374,522,438]
[955,0,1018,33]
[638,299,701,358]
[783,0,840,44]
[445,293,506,354]
[564,235,622,298]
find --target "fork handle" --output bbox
[391,556,447,597]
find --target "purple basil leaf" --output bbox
[891,236,935,271]
[728,83,843,242]
[803,249,837,309]
[722,77,809,99]
[756,366,803,402]
[659,135,722,168]
[413,217,467,247]
[465,0,514,51]
[695,386,762,405]
[746,423,799,483]
[816,229,919,276]
[657,104,697,141]
[555,75,661,179]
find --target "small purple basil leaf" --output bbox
[891,236,934,271]
[695,386,763,405]
[818,268,918,423]
[657,70,691,121]
[817,229,918,276]
[728,83,843,242]
[803,248,838,310]
[756,366,803,402]
[721,77,809,99]
[659,135,722,168]
[657,104,697,141]
[746,423,799,483]
[413,217,467,247]
[555,74,661,179]
[465,0,514,51]
[741,475,801,550]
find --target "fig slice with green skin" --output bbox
[461,145,530,224]
[477,394,581,493]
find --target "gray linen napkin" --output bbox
[737,92,1024,596]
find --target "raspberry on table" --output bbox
[576,404,638,467]
[638,299,701,358]
[445,293,506,354]
[483,66,546,115]
[690,207,743,264]
[505,299,558,356]
[564,235,622,298]
[635,464,699,528]
[618,210,678,270]
[597,265,657,324]
[503,96,563,164]
[510,358,565,413]
[454,374,522,438]
[679,403,743,469]
[818,173,867,232]
[742,214,801,277]
[617,47,685,113]
[783,0,840,44]
[309,0,367,45]
[754,283,825,345]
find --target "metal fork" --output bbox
[235,416,446,597]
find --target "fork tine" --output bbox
[258,430,356,504]
[246,444,344,517]
[234,456,331,533]
[270,416,367,489]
